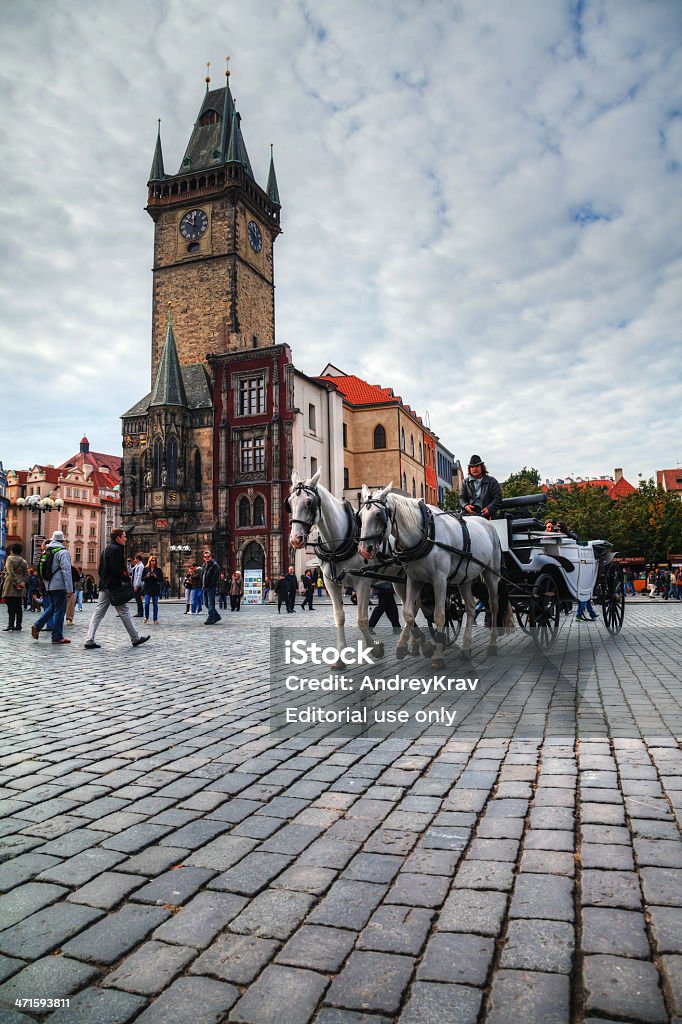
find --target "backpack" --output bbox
[38,546,63,582]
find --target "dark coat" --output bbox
[141,566,163,595]
[284,572,298,593]
[201,559,220,590]
[98,542,130,590]
[458,474,503,517]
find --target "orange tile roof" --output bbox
[657,469,682,492]
[542,477,636,501]
[318,373,424,424]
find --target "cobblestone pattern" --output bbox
[0,600,680,1023]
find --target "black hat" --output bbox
[468,455,484,467]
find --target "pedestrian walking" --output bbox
[316,573,324,598]
[132,553,145,617]
[32,531,73,644]
[190,565,203,613]
[74,567,85,612]
[218,572,229,610]
[85,575,96,603]
[262,576,271,604]
[183,569,193,614]
[275,574,288,613]
[84,529,150,650]
[368,579,401,632]
[624,569,636,596]
[202,550,221,624]
[66,563,81,625]
[24,567,40,611]
[141,556,163,624]
[576,599,598,621]
[230,570,244,611]
[284,565,298,613]
[2,543,29,631]
[301,570,315,610]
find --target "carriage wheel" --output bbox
[600,563,625,634]
[529,572,561,652]
[514,597,531,634]
[428,592,464,648]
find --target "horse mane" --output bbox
[386,492,424,535]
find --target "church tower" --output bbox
[146,62,282,379]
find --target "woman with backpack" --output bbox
[141,556,163,625]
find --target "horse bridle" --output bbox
[284,483,321,539]
[358,495,393,547]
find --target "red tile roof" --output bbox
[657,469,682,492]
[542,477,636,501]
[317,373,424,425]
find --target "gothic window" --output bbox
[410,435,415,458]
[419,443,423,463]
[402,472,407,492]
[344,467,349,489]
[412,478,416,498]
[194,450,202,493]
[254,495,266,526]
[373,424,386,450]
[239,376,265,415]
[199,109,220,126]
[240,437,265,473]
[167,436,178,489]
[153,439,163,488]
[401,428,405,451]
[238,496,251,527]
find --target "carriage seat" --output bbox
[509,517,546,534]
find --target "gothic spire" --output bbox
[266,144,281,207]
[150,307,188,408]
[149,120,165,182]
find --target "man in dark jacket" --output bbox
[458,455,503,519]
[284,565,298,613]
[201,549,221,625]
[84,529,150,649]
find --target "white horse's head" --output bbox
[287,469,322,549]
[358,482,393,560]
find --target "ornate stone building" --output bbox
[121,67,298,583]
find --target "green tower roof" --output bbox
[266,144,280,207]
[149,120,165,182]
[149,308,188,408]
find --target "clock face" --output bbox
[179,209,209,241]
[248,220,263,253]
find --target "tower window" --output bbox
[241,437,265,473]
[308,404,316,433]
[153,439,163,488]
[167,436,178,489]
[254,495,266,526]
[194,450,202,493]
[238,495,251,527]
[239,376,265,415]
[199,109,220,127]
[410,435,415,458]
[373,424,386,450]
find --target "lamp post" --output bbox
[169,544,191,598]
[16,495,64,564]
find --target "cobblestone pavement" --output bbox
[0,599,681,1024]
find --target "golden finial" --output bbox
[205,61,211,86]
[226,55,231,78]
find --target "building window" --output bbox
[66,487,72,497]
[308,403,316,433]
[153,439,163,488]
[241,437,265,473]
[402,472,407,492]
[410,435,414,458]
[344,467,349,490]
[401,427,405,451]
[419,443,423,463]
[90,510,97,519]
[76,524,83,536]
[167,436,178,489]
[343,423,348,448]
[199,109,220,126]
[373,424,386,450]
[310,457,318,477]
[238,496,251,527]
[254,495,265,526]
[75,547,82,562]
[412,478,416,498]
[239,376,265,415]
[89,526,96,537]
[194,450,202,493]
[76,509,84,518]
[88,546,95,563]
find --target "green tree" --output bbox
[502,467,542,499]
[613,481,682,564]
[439,488,459,513]
[545,484,616,541]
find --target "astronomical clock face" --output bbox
[179,209,209,241]
[248,220,263,253]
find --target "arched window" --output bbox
[420,483,424,499]
[419,443,423,464]
[238,496,251,527]
[412,478,416,498]
[194,450,202,493]
[242,541,265,572]
[199,109,220,126]
[153,439,163,488]
[373,424,386,450]
[253,495,266,526]
[410,435,415,458]
[167,436,178,489]
[401,472,407,492]
[401,428,405,451]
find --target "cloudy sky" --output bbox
[1,0,680,486]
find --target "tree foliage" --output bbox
[501,467,542,498]
[439,488,459,513]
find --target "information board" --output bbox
[243,569,263,605]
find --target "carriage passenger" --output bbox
[459,455,503,520]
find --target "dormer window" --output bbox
[199,109,220,127]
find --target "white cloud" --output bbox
[0,0,680,489]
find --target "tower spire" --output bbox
[149,120,165,182]
[205,61,211,91]
[149,306,188,408]
[267,143,281,207]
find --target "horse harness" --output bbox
[285,483,360,583]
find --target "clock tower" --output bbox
[146,66,281,380]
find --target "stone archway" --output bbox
[242,541,265,573]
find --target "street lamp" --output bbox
[169,544,192,598]
[16,495,65,563]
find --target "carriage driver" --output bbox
[458,455,503,519]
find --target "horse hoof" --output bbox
[332,659,346,670]
[373,642,385,659]
[431,658,445,671]
[460,649,472,661]
[396,646,407,660]
[487,648,499,657]
[421,643,435,659]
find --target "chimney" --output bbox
[80,436,90,454]
[614,468,623,482]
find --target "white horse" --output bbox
[287,471,433,661]
[358,483,502,668]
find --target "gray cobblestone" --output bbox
[130,865,216,906]
[133,976,238,1024]
[486,969,570,1024]
[309,879,388,930]
[102,939,196,995]
[61,904,171,964]
[0,955,98,1005]
[229,888,315,939]
[501,919,574,973]
[0,902,103,959]
[46,986,147,1024]
[583,954,667,1023]
[190,933,279,984]
[418,932,494,985]
[0,882,67,929]
[276,924,356,972]
[152,890,247,947]
[327,951,414,1013]
[400,982,482,1024]
[231,964,328,1024]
